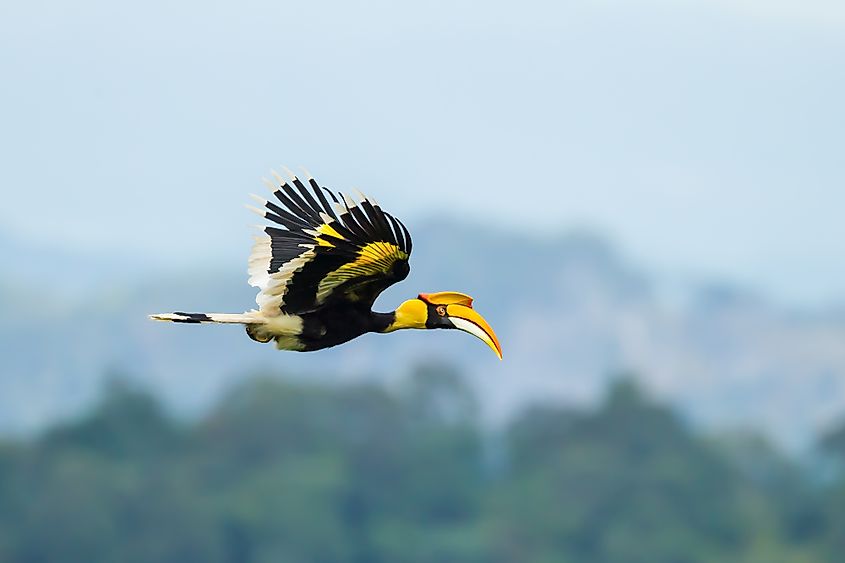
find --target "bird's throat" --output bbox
[379,299,427,332]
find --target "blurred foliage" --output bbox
[0,365,841,562]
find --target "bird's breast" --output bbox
[296,306,374,351]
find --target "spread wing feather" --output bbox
[247,170,412,315]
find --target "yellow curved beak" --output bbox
[445,304,503,360]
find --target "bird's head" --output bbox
[387,291,502,360]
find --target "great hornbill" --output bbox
[150,170,502,359]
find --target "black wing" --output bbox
[247,170,412,315]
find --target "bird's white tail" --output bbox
[149,311,261,324]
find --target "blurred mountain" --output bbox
[1,229,148,301]
[2,221,844,449]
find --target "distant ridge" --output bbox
[2,219,844,450]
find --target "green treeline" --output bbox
[0,365,843,563]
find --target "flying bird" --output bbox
[150,170,502,359]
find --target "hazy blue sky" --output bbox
[2,0,842,305]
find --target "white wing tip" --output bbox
[249,193,268,205]
[261,177,280,193]
[354,188,370,203]
[341,193,356,208]
[281,165,297,181]
[245,204,267,217]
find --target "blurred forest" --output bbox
[0,365,843,563]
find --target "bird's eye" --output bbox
[436,305,447,316]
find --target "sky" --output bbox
[1,0,843,306]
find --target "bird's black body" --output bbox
[256,305,395,352]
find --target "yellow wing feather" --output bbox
[316,242,409,304]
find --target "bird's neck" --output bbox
[373,299,428,333]
[370,311,397,334]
